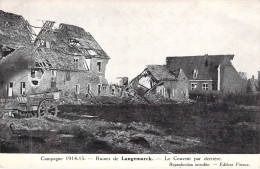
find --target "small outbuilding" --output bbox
[128,65,189,102]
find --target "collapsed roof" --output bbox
[0,46,85,71]
[33,47,79,71]
[0,10,34,49]
[0,10,110,72]
[166,55,234,80]
[35,21,109,59]
[146,65,179,81]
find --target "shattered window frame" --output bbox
[31,69,36,78]
[191,83,197,90]
[40,40,44,46]
[68,39,80,47]
[83,59,90,71]
[88,49,97,56]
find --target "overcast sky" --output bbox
[1,0,259,82]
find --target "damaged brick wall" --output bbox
[156,70,189,101]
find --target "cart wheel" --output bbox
[37,99,58,117]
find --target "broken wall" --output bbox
[155,74,189,101]
[108,84,127,97]
[0,67,109,99]
[128,69,189,102]
[89,57,109,75]
[0,69,29,97]
[220,64,247,93]
[0,52,109,99]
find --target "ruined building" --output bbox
[166,54,247,93]
[128,54,248,102]
[109,77,129,97]
[128,65,189,102]
[0,10,34,58]
[0,10,110,99]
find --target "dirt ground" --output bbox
[0,102,259,154]
[0,116,202,153]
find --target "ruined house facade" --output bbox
[166,55,247,93]
[0,11,110,99]
[129,65,189,101]
[109,77,129,97]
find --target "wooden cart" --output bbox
[4,91,60,118]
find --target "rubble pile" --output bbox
[144,91,177,104]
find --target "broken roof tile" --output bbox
[0,10,34,48]
[146,65,178,81]
[35,21,109,59]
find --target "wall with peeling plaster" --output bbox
[0,57,109,99]
[154,70,189,101]
[0,11,111,100]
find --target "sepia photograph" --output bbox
[0,0,259,157]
